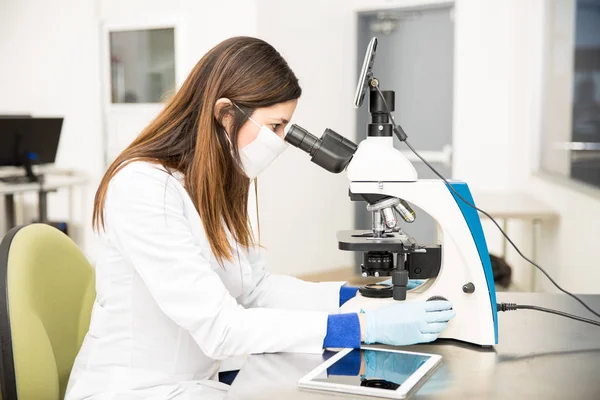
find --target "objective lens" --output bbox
[372,210,385,237]
[381,206,397,228]
[394,199,416,223]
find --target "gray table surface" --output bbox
[227,293,600,400]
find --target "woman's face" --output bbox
[236,99,298,149]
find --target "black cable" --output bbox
[497,303,600,327]
[371,82,600,321]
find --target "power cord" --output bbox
[497,303,600,327]
[371,82,600,322]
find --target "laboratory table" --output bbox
[228,292,600,399]
[474,192,558,291]
[0,171,88,232]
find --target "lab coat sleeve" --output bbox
[237,245,345,313]
[104,164,329,359]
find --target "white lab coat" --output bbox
[65,161,344,400]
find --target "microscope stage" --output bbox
[337,230,418,253]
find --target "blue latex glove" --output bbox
[364,301,455,346]
[361,349,429,386]
[379,278,424,290]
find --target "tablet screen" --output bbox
[312,349,431,391]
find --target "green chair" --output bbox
[0,224,95,400]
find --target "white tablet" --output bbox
[298,347,442,399]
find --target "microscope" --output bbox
[284,38,498,347]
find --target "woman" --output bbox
[66,37,455,399]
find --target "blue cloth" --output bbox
[339,285,359,307]
[323,313,361,349]
[327,349,362,376]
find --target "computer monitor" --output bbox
[0,115,32,119]
[0,117,63,181]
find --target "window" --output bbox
[109,28,176,103]
[570,1,600,187]
[540,0,600,189]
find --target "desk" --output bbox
[474,193,559,290]
[0,171,88,232]
[228,293,600,400]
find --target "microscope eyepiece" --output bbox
[284,124,358,174]
[284,124,320,154]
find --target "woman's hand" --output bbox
[357,301,455,346]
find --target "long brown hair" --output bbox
[93,36,302,263]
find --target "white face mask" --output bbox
[235,106,289,179]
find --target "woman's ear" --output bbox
[214,98,233,132]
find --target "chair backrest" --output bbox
[0,224,95,400]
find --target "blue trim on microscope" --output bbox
[446,181,498,344]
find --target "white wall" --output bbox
[2,0,598,293]
[99,0,258,162]
[0,0,257,260]
[454,0,600,294]
[453,0,532,192]
[452,0,545,290]
[254,0,357,276]
[528,0,600,294]
[0,0,104,259]
[98,0,257,83]
[539,0,574,178]
[257,0,600,293]
[254,0,452,276]
[253,0,547,280]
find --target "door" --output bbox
[355,6,455,262]
[99,17,183,166]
